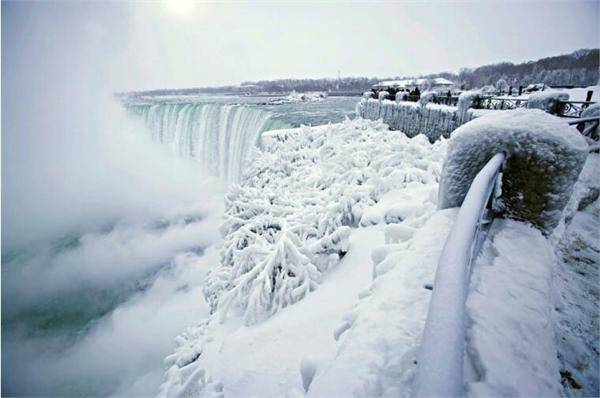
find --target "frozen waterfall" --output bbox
[128,103,287,182]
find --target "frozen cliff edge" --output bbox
[357,98,479,142]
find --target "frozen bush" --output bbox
[527,91,570,115]
[378,91,389,101]
[496,78,509,94]
[204,118,445,325]
[439,109,588,234]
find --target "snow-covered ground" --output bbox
[160,115,598,397]
[557,85,599,102]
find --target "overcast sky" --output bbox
[3,0,599,91]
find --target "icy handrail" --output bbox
[567,116,600,125]
[415,152,505,397]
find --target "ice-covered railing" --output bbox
[357,98,475,141]
[415,153,505,397]
[568,115,600,139]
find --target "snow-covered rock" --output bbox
[527,90,570,115]
[439,109,588,234]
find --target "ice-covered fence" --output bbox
[415,152,505,397]
[438,109,588,234]
[357,98,476,142]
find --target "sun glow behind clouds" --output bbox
[165,0,196,16]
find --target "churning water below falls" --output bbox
[1,95,358,396]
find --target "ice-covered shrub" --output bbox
[496,78,509,94]
[205,119,446,325]
[438,109,588,234]
[419,90,436,107]
[527,91,569,115]
[378,91,389,101]
[363,91,373,99]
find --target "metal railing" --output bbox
[558,101,596,118]
[478,96,528,111]
[567,115,600,140]
[387,92,595,118]
[415,153,505,397]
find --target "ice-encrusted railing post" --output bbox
[415,152,505,397]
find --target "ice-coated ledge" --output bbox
[357,98,478,142]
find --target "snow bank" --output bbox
[439,109,588,234]
[551,153,599,396]
[308,209,458,397]
[527,90,570,115]
[466,219,562,397]
[357,98,475,142]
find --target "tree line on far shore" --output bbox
[121,48,599,98]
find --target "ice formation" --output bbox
[438,109,588,233]
[357,98,475,141]
[378,90,390,101]
[457,90,483,124]
[128,103,284,181]
[418,90,436,107]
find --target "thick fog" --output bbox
[1,2,219,249]
[2,2,226,395]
